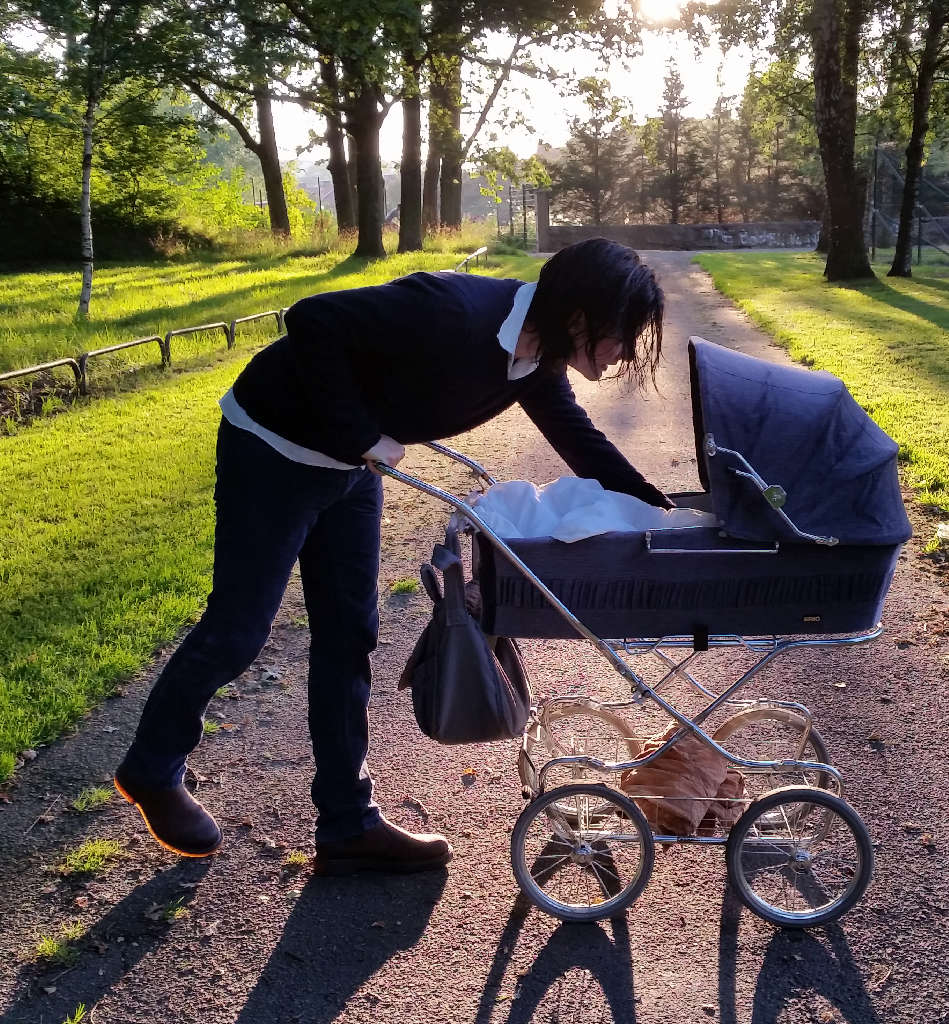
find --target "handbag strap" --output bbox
[431,529,468,625]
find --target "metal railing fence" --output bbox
[0,247,488,413]
[0,310,288,398]
[454,246,488,271]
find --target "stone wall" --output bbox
[538,219,821,252]
[533,192,820,251]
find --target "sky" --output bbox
[276,13,758,166]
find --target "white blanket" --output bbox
[472,478,717,543]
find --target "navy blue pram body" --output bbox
[474,338,911,640]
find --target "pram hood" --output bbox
[689,337,912,546]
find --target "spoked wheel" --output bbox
[511,783,655,923]
[713,708,834,828]
[725,786,873,928]
[520,702,640,815]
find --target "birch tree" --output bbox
[22,0,158,314]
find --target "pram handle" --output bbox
[374,451,648,684]
[421,441,497,486]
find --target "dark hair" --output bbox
[525,238,664,389]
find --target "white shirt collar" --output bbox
[497,281,539,381]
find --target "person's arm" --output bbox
[518,370,673,508]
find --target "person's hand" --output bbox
[362,435,405,474]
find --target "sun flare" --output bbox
[637,0,684,25]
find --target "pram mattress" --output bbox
[474,527,901,640]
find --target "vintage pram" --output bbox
[379,337,911,927]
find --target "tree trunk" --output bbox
[889,8,945,278]
[714,125,723,224]
[809,0,874,280]
[771,121,782,216]
[351,85,386,260]
[346,133,358,225]
[254,90,291,236]
[321,59,356,232]
[422,87,443,230]
[185,79,295,239]
[668,125,681,224]
[77,90,96,317]
[741,142,754,220]
[398,64,424,252]
[439,57,463,228]
[325,124,355,232]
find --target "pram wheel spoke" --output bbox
[725,786,873,928]
[511,783,654,923]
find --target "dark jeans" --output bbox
[119,418,383,841]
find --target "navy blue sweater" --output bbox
[232,271,667,506]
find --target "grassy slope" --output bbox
[0,250,539,780]
[0,244,493,373]
[695,251,949,514]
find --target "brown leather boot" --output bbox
[114,771,222,858]
[314,817,452,875]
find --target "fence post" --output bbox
[508,183,514,238]
[522,184,528,246]
[535,190,551,252]
[77,354,90,395]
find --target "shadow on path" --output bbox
[0,859,213,1024]
[473,895,637,1024]
[717,888,881,1024]
[234,868,448,1023]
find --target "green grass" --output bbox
[70,786,113,813]
[58,838,122,876]
[283,849,309,871]
[0,225,495,375]
[33,920,85,964]
[162,897,190,922]
[0,248,539,780]
[389,577,419,595]
[694,251,949,513]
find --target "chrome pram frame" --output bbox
[380,442,880,928]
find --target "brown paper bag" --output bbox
[698,768,748,835]
[620,725,737,836]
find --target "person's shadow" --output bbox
[717,888,882,1024]
[0,859,214,1024]
[235,867,448,1023]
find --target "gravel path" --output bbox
[1,251,947,1024]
